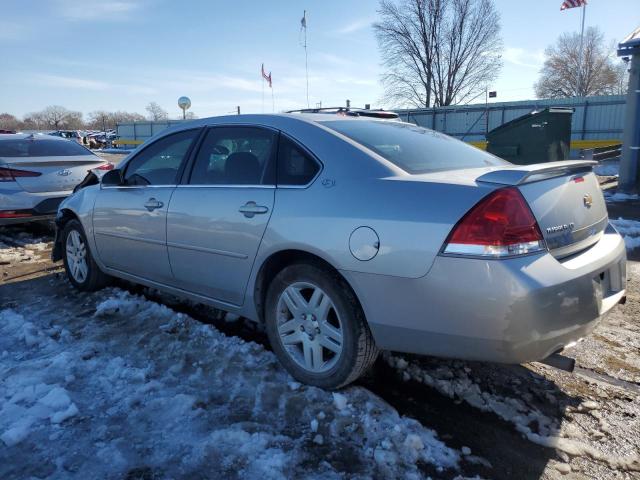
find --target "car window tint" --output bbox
[189,127,276,185]
[322,120,508,174]
[0,139,94,157]
[124,129,199,186]
[277,136,319,186]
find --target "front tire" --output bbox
[62,219,110,291]
[265,263,379,389]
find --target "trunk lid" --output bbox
[476,161,607,258]
[1,155,104,193]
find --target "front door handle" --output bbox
[144,198,164,211]
[239,201,269,218]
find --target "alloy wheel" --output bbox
[66,229,88,283]
[276,281,344,373]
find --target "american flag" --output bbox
[261,64,272,88]
[560,0,586,10]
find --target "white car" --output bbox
[0,134,112,225]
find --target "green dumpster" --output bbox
[486,107,573,165]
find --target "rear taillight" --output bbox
[443,187,545,257]
[0,167,42,182]
[0,211,32,218]
[96,163,114,171]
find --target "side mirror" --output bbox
[101,169,124,186]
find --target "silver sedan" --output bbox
[52,114,627,389]
[0,134,112,225]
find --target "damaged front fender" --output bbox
[52,172,101,263]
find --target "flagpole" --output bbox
[577,3,586,96]
[271,83,275,113]
[303,10,309,108]
[262,75,265,114]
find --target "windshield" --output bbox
[0,139,94,157]
[322,120,508,174]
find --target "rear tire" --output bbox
[62,219,110,291]
[265,263,379,389]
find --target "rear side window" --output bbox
[0,139,94,157]
[322,120,508,174]
[124,129,199,186]
[189,127,276,185]
[277,136,320,186]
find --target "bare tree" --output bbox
[87,110,111,130]
[432,0,502,106]
[611,61,629,95]
[22,112,47,130]
[85,110,146,130]
[115,111,146,123]
[38,105,83,129]
[535,27,622,98]
[21,106,83,130]
[374,0,502,108]
[63,111,84,130]
[88,110,146,130]
[0,113,21,131]
[145,102,169,121]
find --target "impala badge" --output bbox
[546,223,575,234]
[583,194,593,208]
[57,169,72,176]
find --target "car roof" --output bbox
[167,113,401,131]
[149,113,406,149]
[0,133,72,142]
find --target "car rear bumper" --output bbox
[0,190,69,226]
[342,225,627,364]
[0,213,57,226]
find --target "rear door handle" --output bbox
[144,198,164,211]
[239,201,269,218]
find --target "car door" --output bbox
[166,126,277,305]
[93,128,201,284]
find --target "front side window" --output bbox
[124,129,199,186]
[189,127,276,185]
[277,136,320,186]
[322,120,508,174]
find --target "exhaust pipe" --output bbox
[538,353,576,373]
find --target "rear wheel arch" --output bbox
[253,249,365,324]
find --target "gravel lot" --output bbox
[0,220,639,479]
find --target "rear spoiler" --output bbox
[476,160,597,186]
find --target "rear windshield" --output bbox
[322,120,507,174]
[0,139,94,157]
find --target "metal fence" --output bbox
[115,95,626,151]
[114,120,184,148]
[395,95,626,150]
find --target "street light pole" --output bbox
[617,27,640,193]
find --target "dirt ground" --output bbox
[1,222,639,479]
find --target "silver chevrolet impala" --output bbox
[52,113,627,389]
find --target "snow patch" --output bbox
[332,392,348,411]
[594,162,619,177]
[1,291,460,478]
[606,192,639,203]
[611,218,640,250]
[385,354,640,472]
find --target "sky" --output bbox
[0,0,638,120]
